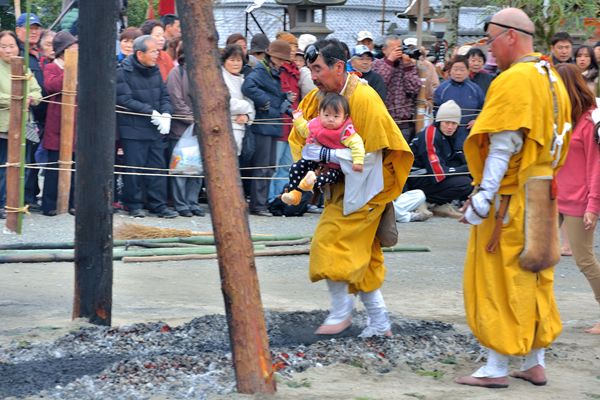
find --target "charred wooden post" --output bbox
[72,0,117,326]
[57,47,78,214]
[177,0,276,394]
[5,57,25,233]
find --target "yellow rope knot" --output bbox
[4,204,30,214]
[9,73,32,81]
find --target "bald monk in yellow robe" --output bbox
[456,8,571,388]
[288,38,413,337]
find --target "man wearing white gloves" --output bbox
[116,35,177,218]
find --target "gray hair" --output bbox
[133,35,154,53]
[383,35,401,49]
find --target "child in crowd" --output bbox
[282,93,364,205]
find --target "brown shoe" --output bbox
[455,375,509,389]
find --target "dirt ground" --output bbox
[1,212,600,399]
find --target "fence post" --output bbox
[57,47,78,214]
[5,57,25,234]
[415,60,428,133]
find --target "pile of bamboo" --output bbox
[0,223,431,264]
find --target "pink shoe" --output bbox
[314,316,352,335]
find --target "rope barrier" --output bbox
[0,161,473,180]
[31,95,483,126]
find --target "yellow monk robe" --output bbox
[463,54,572,356]
[289,74,413,293]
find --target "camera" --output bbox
[402,45,422,60]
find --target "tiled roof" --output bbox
[214,2,491,47]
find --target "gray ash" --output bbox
[0,311,478,399]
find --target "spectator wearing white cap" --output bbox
[356,30,374,50]
[406,100,472,218]
[350,44,386,101]
[295,34,317,99]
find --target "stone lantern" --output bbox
[275,0,347,38]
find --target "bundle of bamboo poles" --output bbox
[0,223,431,264]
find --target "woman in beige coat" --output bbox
[0,30,42,219]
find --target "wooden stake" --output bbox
[177,0,276,394]
[415,59,428,133]
[5,56,25,234]
[14,0,21,18]
[72,0,116,326]
[57,47,77,214]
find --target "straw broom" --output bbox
[114,222,214,240]
[114,222,276,240]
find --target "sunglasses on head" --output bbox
[304,44,320,64]
[483,21,534,37]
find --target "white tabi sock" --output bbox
[521,348,545,371]
[358,289,391,337]
[472,348,509,378]
[322,280,354,325]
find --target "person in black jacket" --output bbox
[349,44,386,101]
[116,35,177,218]
[407,100,472,217]
[242,39,293,216]
[15,13,46,211]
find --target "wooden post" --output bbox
[72,0,116,326]
[415,60,428,133]
[177,0,276,394]
[14,0,21,18]
[57,47,78,214]
[5,57,25,233]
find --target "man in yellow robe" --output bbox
[456,8,571,388]
[288,39,413,337]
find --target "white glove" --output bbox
[463,132,519,225]
[159,113,171,134]
[151,110,161,126]
[301,143,340,164]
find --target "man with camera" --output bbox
[372,36,422,143]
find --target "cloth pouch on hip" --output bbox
[519,177,560,272]
[376,202,398,247]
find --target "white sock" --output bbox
[358,289,391,336]
[322,280,354,325]
[472,348,509,378]
[521,348,545,371]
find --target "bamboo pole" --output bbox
[0,244,268,263]
[123,247,312,263]
[57,47,78,214]
[5,57,25,234]
[178,0,276,394]
[0,234,309,250]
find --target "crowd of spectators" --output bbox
[0,12,599,221]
